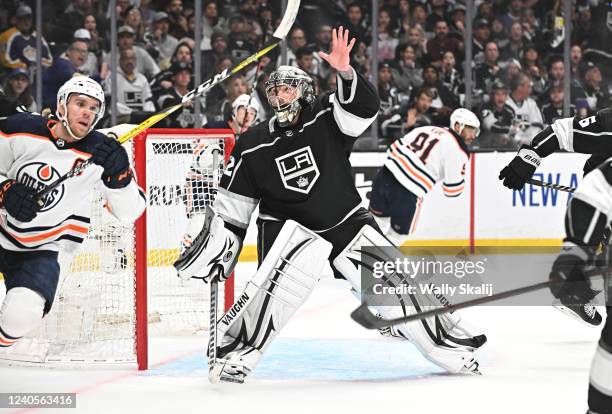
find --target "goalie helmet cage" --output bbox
[0,128,235,370]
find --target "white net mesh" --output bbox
[0,130,234,367]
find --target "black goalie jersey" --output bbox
[212,68,380,233]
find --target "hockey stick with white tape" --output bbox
[350,267,607,330]
[35,0,301,205]
[527,179,576,193]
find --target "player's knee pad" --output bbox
[0,287,45,346]
[332,225,487,373]
[174,207,243,281]
[214,220,332,379]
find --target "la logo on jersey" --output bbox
[16,162,64,211]
[275,146,319,194]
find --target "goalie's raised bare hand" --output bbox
[318,26,355,73]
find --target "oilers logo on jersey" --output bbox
[275,146,320,194]
[16,162,64,211]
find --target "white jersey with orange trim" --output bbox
[0,113,146,253]
[384,126,470,198]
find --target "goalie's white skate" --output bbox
[210,348,262,384]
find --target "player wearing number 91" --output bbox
[0,76,145,350]
[175,28,486,383]
[369,108,480,245]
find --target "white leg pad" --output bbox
[0,287,45,346]
[333,225,487,374]
[213,220,332,382]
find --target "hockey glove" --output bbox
[0,179,38,222]
[596,106,612,131]
[91,139,132,189]
[549,246,598,304]
[499,145,541,190]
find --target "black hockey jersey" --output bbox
[213,68,380,233]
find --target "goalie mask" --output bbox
[265,66,314,127]
[56,76,105,140]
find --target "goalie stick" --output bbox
[35,0,301,204]
[350,267,607,330]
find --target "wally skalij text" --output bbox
[357,246,609,307]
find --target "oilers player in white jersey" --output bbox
[0,76,145,349]
[175,28,486,383]
[369,108,480,245]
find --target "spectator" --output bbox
[165,0,189,40]
[520,7,540,43]
[0,5,52,74]
[397,0,411,39]
[415,64,458,126]
[113,25,160,80]
[139,0,156,29]
[146,12,179,64]
[345,3,367,49]
[151,41,193,96]
[506,72,543,145]
[474,41,502,97]
[277,27,307,68]
[105,47,155,123]
[124,6,146,44]
[201,31,229,80]
[448,3,466,40]
[208,75,249,124]
[251,69,274,123]
[83,14,104,65]
[501,21,526,61]
[501,0,524,32]
[56,0,104,48]
[296,47,319,80]
[227,15,256,62]
[522,43,545,98]
[405,87,434,131]
[472,19,491,65]
[581,62,611,112]
[570,45,583,80]
[501,58,522,86]
[42,39,89,110]
[441,51,463,97]
[541,84,575,124]
[490,17,509,51]
[391,43,423,95]
[540,56,585,107]
[425,0,448,33]
[426,20,462,67]
[378,61,401,120]
[406,25,426,66]
[324,70,338,93]
[479,81,515,148]
[410,4,427,30]
[3,68,36,112]
[154,61,204,128]
[199,1,223,51]
[73,29,99,78]
[374,8,399,61]
[310,24,332,80]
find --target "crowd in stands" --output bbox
[0,0,610,150]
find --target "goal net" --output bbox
[0,128,235,369]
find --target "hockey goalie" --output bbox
[174,27,487,383]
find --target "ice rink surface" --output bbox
[0,262,604,414]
